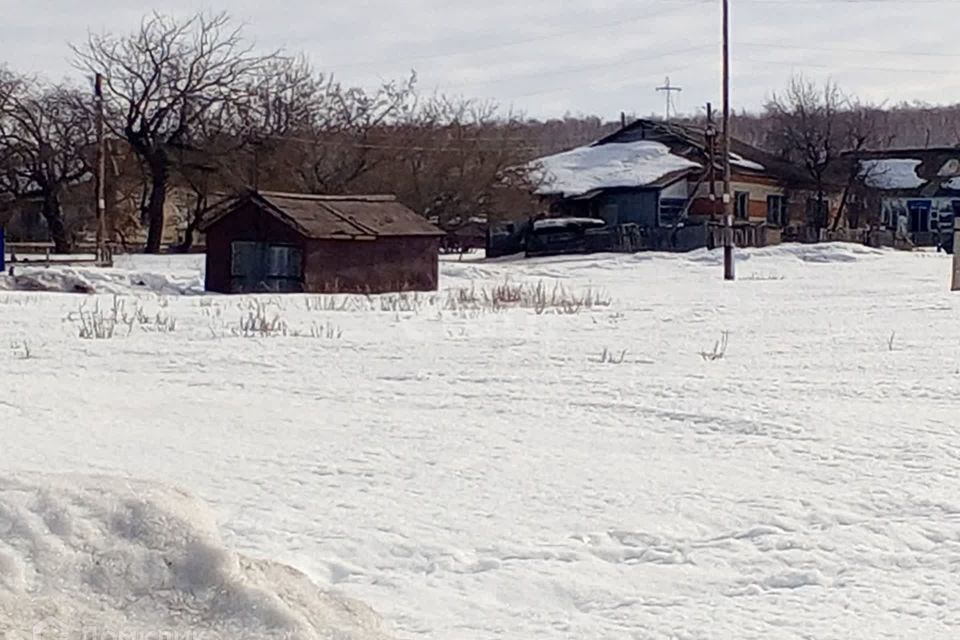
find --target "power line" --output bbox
[498,60,705,101]
[737,56,960,75]
[253,132,553,153]
[329,0,712,71]
[434,44,713,91]
[738,0,960,3]
[740,41,960,59]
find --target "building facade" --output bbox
[200,192,444,294]
[490,119,838,257]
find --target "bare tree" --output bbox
[764,76,846,230]
[387,96,540,230]
[73,11,277,253]
[0,72,95,251]
[765,75,891,232]
[831,102,893,231]
[289,74,418,193]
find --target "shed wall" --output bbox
[304,236,441,293]
[204,202,307,293]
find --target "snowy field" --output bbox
[2,244,960,639]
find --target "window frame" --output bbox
[734,191,750,220]
[658,197,687,227]
[766,195,786,226]
[230,241,304,283]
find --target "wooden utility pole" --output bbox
[93,73,110,266]
[656,77,682,121]
[952,217,960,291]
[722,0,735,281]
[706,103,717,206]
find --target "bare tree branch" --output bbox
[72,11,278,252]
[0,71,95,251]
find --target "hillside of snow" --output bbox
[3,244,960,639]
[0,474,393,640]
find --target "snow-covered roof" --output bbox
[533,141,700,198]
[730,152,765,172]
[860,159,927,190]
[533,217,606,231]
[943,176,960,191]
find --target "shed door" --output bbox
[230,241,304,292]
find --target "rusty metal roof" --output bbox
[200,191,444,239]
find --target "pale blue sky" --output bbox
[3,0,959,119]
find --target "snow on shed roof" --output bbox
[860,159,927,190]
[533,141,700,198]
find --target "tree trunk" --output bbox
[176,211,202,253]
[832,186,850,232]
[175,190,207,253]
[814,181,828,232]
[176,221,197,253]
[40,189,71,254]
[144,162,169,254]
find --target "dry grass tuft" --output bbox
[10,339,32,360]
[596,347,628,364]
[447,280,611,315]
[700,331,730,361]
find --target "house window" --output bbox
[735,191,750,220]
[906,200,932,233]
[658,198,686,227]
[230,241,303,292]
[766,195,786,226]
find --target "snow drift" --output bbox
[0,263,203,296]
[0,474,392,640]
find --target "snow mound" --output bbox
[860,158,927,190]
[0,474,393,640]
[0,264,203,296]
[533,141,700,197]
[685,242,885,265]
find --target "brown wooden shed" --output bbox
[199,191,444,294]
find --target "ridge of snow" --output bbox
[0,255,204,295]
[533,141,700,197]
[860,158,927,190]
[0,474,393,640]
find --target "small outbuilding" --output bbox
[199,191,444,294]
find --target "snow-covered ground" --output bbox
[3,244,960,639]
[0,475,392,640]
